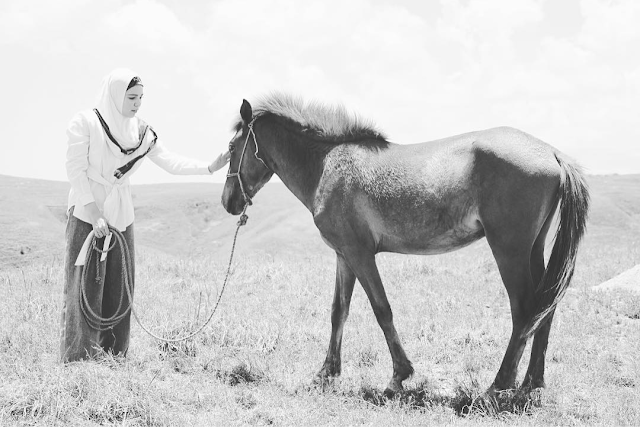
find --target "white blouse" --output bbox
[66,110,211,231]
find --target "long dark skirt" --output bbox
[60,207,135,363]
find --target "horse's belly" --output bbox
[375,211,485,255]
[381,228,484,255]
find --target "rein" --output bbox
[80,210,249,343]
[81,116,268,342]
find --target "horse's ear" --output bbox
[240,99,252,123]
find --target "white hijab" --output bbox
[95,68,141,152]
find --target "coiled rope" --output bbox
[80,205,249,343]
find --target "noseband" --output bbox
[226,117,270,207]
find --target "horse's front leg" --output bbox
[315,253,356,386]
[346,250,414,396]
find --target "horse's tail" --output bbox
[522,153,590,338]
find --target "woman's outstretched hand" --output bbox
[208,150,231,173]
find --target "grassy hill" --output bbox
[0,175,329,270]
[1,173,639,425]
[2,173,639,271]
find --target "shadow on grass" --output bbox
[357,383,451,410]
[156,324,199,358]
[450,381,542,417]
[356,379,542,418]
[209,360,267,386]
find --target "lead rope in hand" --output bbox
[80,204,250,343]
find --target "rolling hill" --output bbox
[0,175,328,269]
[1,173,639,271]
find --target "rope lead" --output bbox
[80,206,249,343]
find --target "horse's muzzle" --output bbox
[221,193,246,216]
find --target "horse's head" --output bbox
[222,99,274,215]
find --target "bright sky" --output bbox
[1,0,638,184]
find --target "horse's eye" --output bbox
[229,144,235,153]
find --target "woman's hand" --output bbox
[208,150,231,173]
[84,202,110,238]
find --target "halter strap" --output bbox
[226,117,270,206]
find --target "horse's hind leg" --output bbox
[487,248,537,392]
[521,310,555,390]
[316,253,356,384]
[521,209,557,391]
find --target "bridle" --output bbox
[226,116,270,207]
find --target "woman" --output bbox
[61,68,230,362]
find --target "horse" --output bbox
[221,93,590,396]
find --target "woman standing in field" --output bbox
[61,68,230,363]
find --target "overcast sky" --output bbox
[1,0,638,184]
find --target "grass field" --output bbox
[1,174,639,426]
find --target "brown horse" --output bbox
[221,94,589,395]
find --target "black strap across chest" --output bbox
[93,108,158,179]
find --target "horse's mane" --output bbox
[237,93,388,144]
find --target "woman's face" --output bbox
[122,85,143,118]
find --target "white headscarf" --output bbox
[95,68,141,152]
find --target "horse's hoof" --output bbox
[383,387,399,399]
[312,374,338,392]
[520,380,545,394]
[383,379,404,398]
[485,382,515,398]
[483,385,499,398]
[517,384,544,406]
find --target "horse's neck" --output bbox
[263,124,327,211]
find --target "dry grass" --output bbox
[1,174,639,425]
[1,235,639,426]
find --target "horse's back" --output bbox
[314,126,564,255]
[405,126,559,172]
[368,126,562,198]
